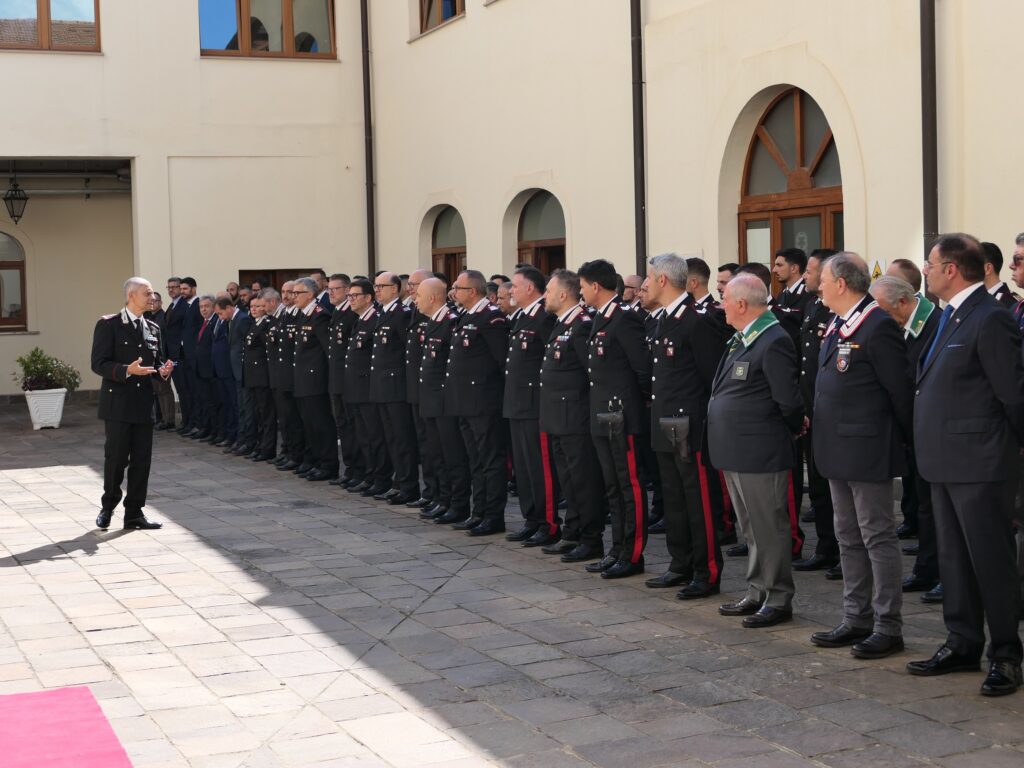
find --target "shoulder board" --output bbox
[101,313,117,320]
[579,314,592,323]
[603,302,619,318]
[838,301,880,339]
[145,318,160,329]
[312,306,322,314]
[400,304,412,312]
[490,316,506,325]
[447,311,459,321]
[695,307,707,315]
[527,303,541,317]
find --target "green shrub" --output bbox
[12,348,81,392]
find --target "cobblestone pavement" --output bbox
[1,402,1022,768]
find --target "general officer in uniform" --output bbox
[578,259,651,579]
[504,266,561,547]
[643,254,724,599]
[326,274,364,487]
[291,277,338,481]
[810,252,913,659]
[242,294,277,461]
[403,268,440,507]
[274,283,308,472]
[446,269,510,537]
[92,277,173,530]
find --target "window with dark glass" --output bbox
[518,191,566,275]
[0,0,100,51]
[200,0,334,58]
[0,232,27,331]
[420,0,463,33]
[432,206,467,285]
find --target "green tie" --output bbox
[727,332,744,355]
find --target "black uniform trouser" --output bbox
[911,470,938,583]
[656,449,723,584]
[802,430,838,558]
[593,432,647,564]
[102,420,154,515]
[551,433,605,547]
[413,405,439,502]
[271,387,289,456]
[354,402,391,485]
[171,358,192,427]
[376,401,420,497]
[509,418,560,532]
[248,386,277,456]
[279,389,306,463]
[459,414,508,524]
[932,479,1022,664]
[637,433,662,519]
[216,376,237,441]
[297,393,337,473]
[238,384,256,445]
[429,415,471,514]
[331,394,365,482]
[198,375,219,433]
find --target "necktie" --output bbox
[199,318,209,340]
[727,332,744,355]
[922,305,954,367]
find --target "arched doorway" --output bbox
[431,206,467,284]
[517,190,565,274]
[0,231,27,330]
[738,88,843,289]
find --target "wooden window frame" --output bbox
[201,0,336,60]
[431,249,466,285]
[0,257,28,331]
[517,239,566,276]
[419,0,465,34]
[0,0,101,53]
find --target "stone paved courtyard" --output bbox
[1,401,1023,768]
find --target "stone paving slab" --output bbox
[0,402,1023,766]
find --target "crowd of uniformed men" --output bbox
[143,232,1024,697]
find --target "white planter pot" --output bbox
[24,388,67,430]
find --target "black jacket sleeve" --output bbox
[762,333,805,434]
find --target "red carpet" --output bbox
[0,687,133,767]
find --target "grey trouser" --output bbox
[724,470,794,610]
[830,478,903,636]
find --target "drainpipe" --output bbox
[360,0,377,275]
[920,0,938,257]
[630,0,648,276]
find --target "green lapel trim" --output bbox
[907,296,935,338]
[741,311,779,348]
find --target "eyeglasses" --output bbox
[347,292,368,299]
[1013,256,1023,267]
[922,260,954,273]
[452,285,473,291]
[292,289,312,295]
[374,283,395,290]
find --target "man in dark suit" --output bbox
[146,291,175,430]
[907,233,1024,697]
[291,277,338,481]
[445,270,510,537]
[773,248,814,316]
[311,269,333,312]
[227,299,256,455]
[811,253,913,660]
[92,278,174,531]
[211,298,239,448]
[404,269,440,505]
[272,283,307,472]
[708,273,804,628]
[643,254,723,599]
[326,274,363,487]
[162,278,187,428]
[193,296,219,440]
[179,277,204,435]
[579,259,651,579]
[242,294,277,461]
[871,275,942,597]
[982,242,1021,309]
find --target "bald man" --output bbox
[404,269,442,507]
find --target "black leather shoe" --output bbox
[523,528,560,548]
[902,574,938,592]
[719,598,761,616]
[585,554,618,572]
[645,571,690,589]
[328,476,347,486]
[124,515,162,530]
[340,476,364,488]
[896,523,918,539]
[437,509,469,525]
[176,426,192,435]
[96,510,113,530]
[718,530,738,546]
[793,554,838,572]
[726,543,749,557]
[467,519,505,537]
[386,493,414,505]
[347,480,373,493]
[420,504,448,520]
[232,444,255,456]
[306,469,337,482]
[362,484,391,498]
[981,661,1023,696]
[293,463,314,474]
[542,540,577,555]
[453,516,483,531]
[277,460,301,472]
[647,519,666,534]
[742,606,792,628]
[222,442,239,452]
[825,564,843,580]
[374,488,400,501]
[851,632,904,659]
[902,543,920,555]
[810,624,872,648]
[906,644,980,676]
[209,436,227,446]
[192,429,210,440]
[601,557,644,579]
[921,583,944,603]
[562,544,604,563]
[406,497,433,509]
[677,580,720,600]
[506,525,539,542]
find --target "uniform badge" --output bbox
[554,350,561,360]
[666,346,675,358]
[837,347,851,373]
[730,362,749,380]
[597,346,604,356]
[463,337,470,347]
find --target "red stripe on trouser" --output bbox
[539,431,557,534]
[625,435,645,564]
[695,452,720,584]
[718,470,734,533]
[786,473,803,554]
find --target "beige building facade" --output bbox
[1,0,1022,394]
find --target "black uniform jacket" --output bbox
[444,301,508,417]
[418,308,459,419]
[328,301,357,396]
[586,297,651,436]
[370,300,414,404]
[539,305,592,436]
[650,299,721,454]
[243,316,272,388]
[991,281,1021,310]
[799,297,834,409]
[275,310,302,393]
[265,313,288,390]
[182,299,203,360]
[344,307,378,404]
[503,299,556,420]
[163,298,186,360]
[405,308,430,404]
[914,286,1024,483]
[292,305,331,398]
[706,321,803,473]
[813,296,914,482]
[92,308,165,424]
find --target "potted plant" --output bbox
[11,347,81,429]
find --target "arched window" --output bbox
[0,232,27,331]
[517,191,565,275]
[739,88,844,289]
[432,206,467,284]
